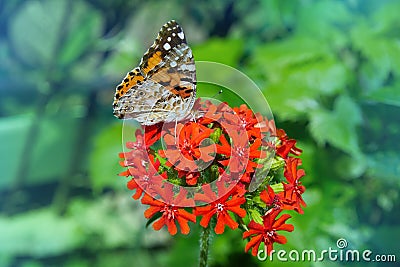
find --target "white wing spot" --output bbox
[178,31,185,40]
[170,61,177,67]
[179,64,195,71]
[163,42,171,50]
[167,37,171,41]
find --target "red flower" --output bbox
[124,157,166,200]
[143,124,162,147]
[226,104,261,138]
[253,113,276,134]
[141,189,196,235]
[220,104,276,141]
[119,128,159,162]
[217,131,265,174]
[260,185,285,211]
[178,170,200,186]
[237,171,252,184]
[280,157,306,214]
[125,129,147,151]
[117,99,306,254]
[196,100,224,125]
[125,125,161,151]
[243,209,294,256]
[161,122,215,172]
[276,129,302,158]
[194,186,246,234]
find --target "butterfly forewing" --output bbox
[113,20,196,124]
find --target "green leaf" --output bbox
[335,153,367,179]
[363,85,400,107]
[373,225,400,256]
[89,123,133,193]
[10,0,67,67]
[0,115,32,189]
[297,0,352,46]
[350,3,400,91]
[366,151,400,184]
[372,1,400,36]
[57,1,102,67]
[248,209,263,225]
[28,116,81,185]
[309,95,362,156]
[193,38,244,66]
[251,37,350,120]
[0,114,81,188]
[270,183,283,193]
[0,209,83,257]
[10,0,102,69]
[67,196,149,249]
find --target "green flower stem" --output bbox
[199,224,212,267]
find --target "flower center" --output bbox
[240,118,248,128]
[235,146,247,158]
[162,205,176,220]
[272,196,281,209]
[295,185,304,195]
[142,175,150,183]
[181,139,193,154]
[216,203,225,212]
[134,141,144,149]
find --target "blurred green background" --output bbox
[1,0,399,266]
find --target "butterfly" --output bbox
[113,20,197,125]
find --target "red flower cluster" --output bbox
[118,99,306,257]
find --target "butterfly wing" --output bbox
[113,20,196,124]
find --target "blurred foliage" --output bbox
[1,0,399,266]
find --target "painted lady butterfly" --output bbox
[113,20,196,125]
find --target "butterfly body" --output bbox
[113,20,196,125]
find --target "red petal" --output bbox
[166,219,178,235]
[244,235,263,256]
[247,220,264,232]
[163,134,176,146]
[260,187,273,205]
[274,234,288,244]
[226,205,246,218]
[152,217,165,231]
[144,206,161,218]
[177,209,197,223]
[141,194,164,207]
[226,195,246,206]
[176,216,191,235]
[199,210,215,228]
[220,212,238,230]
